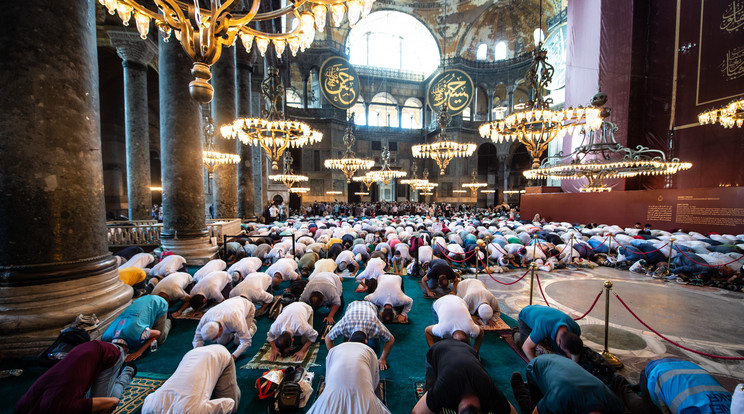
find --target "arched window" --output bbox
[368,93,398,127]
[533,28,545,46]
[347,11,440,77]
[494,41,507,60]
[476,43,487,60]
[286,88,302,108]
[348,96,366,126]
[401,97,422,129]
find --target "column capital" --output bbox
[108,28,157,66]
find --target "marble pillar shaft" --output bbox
[159,36,217,263]
[122,59,152,220]
[236,55,255,219]
[211,47,238,219]
[0,0,131,355]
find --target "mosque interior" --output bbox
[0,0,742,412]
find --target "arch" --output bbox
[494,41,508,60]
[272,193,284,205]
[476,43,488,60]
[348,95,366,125]
[345,10,440,76]
[477,142,499,176]
[401,97,423,129]
[369,93,398,127]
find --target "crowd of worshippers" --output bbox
[17,213,743,413]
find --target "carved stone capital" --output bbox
[108,28,157,66]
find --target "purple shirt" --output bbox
[16,341,121,414]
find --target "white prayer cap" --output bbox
[478,304,493,322]
[202,321,221,342]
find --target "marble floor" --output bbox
[475,264,744,389]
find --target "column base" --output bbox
[0,255,132,357]
[161,236,219,266]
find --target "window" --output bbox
[462,107,471,121]
[476,43,487,60]
[313,150,320,171]
[371,141,382,151]
[286,88,302,108]
[348,97,366,125]
[401,97,423,129]
[369,93,398,127]
[495,41,507,61]
[388,141,398,151]
[347,11,440,77]
[441,182,452,197]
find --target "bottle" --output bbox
[149,340,158,353]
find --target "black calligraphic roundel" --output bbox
[426,69,474,116]
[320,57,360,110]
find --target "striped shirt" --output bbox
[327,301,392,342]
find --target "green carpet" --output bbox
[0,267,528,414]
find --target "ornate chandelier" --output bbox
[100,0,375,102]
[524,95,692,192]
[269,152,308,189]
[478,4,603,169]
[698,96,744,128]
[366,146,406,186]
[202,111,240,181]
[222,68,322,170]
[400,162,430,190]
[290,187,310,193]
[352,174,375,192]
[462,170,487,196]
[412,102,476,175]
[324,115,374,182]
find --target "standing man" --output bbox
[515,304,583,362]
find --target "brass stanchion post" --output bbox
[529,262,537,305]
[666,237,675,276]
[602,280,623,369]
[474,245,480,280]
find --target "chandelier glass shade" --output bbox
[100,0,375,102]
[222,68,322,170]
[412,103,476,175]
[400,162,432,190]
[324,117,374,182]
[462,170,487,195]
[698,96,744,128]
[290,187,310,193]
[523,115,692,192]
[202,112,240,179]
[366,146,406,186]
[268,152,309,189]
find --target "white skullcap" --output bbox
[478,304,493,322]
[201,321,221,342]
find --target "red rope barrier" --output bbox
[478,256,530,285]
[534,272,551,307]
[676,248,744,268]
[584,236,611,252]
[612,236,669,255]
[535,240,571,259]
[614,292,744,360]
[573,290,604,321]
[434,242,478,263]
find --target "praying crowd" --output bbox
[15,207,744,413]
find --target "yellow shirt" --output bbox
[119,267,146,286]
[326,238,343,249]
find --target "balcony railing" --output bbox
[106,219,243,248]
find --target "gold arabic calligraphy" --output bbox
[720,0,744,33]
[721,46,744,80]
[323,63,357,106]
[430,72,471,113]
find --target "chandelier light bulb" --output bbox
[273,38,286,56]
[117,2,133,25]
[330,4,346,27]
[312,4,327,32]
[134,11,150,39]
[255,37,270,56]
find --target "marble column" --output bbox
[211,47,238,219]
[109,30,157,221]
[0,0,131,356]
[236,52,255,219]
[159,35,218,264]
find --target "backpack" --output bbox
[273,366,305,412]
[579,346,616,385]
[268,293,299,319]
[37,326,91,367]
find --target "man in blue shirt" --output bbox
[512,354,624,414]
[516,304,583,362]
[640,358,731,414]
[102,295,170,361]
